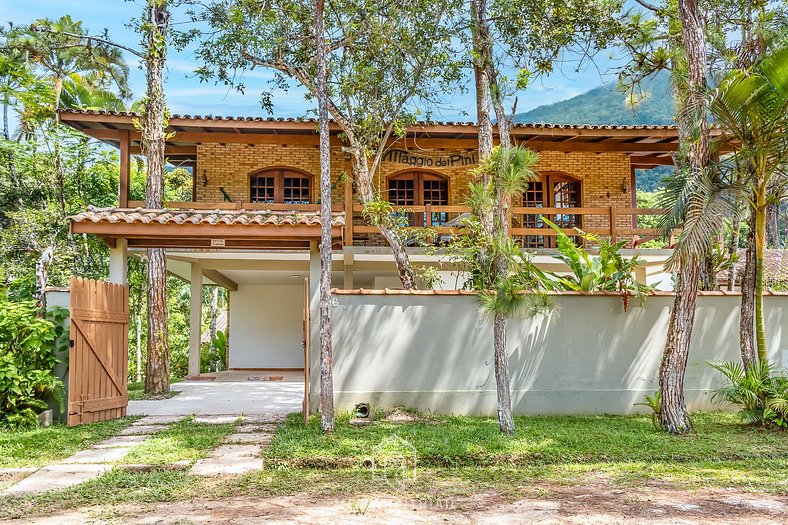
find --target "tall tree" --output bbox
[195,0,461,290]
[657,0,712,434]
[469,0,515,433]
[314,0,335,432]
[469,0,622,434]
[12,16,129,213]
[710,46,788,366]
[140,1,172,396]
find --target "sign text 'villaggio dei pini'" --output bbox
[383,148,477,168]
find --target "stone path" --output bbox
[2,416,181,496]
[190,415,282,476]
[3,413,285,495]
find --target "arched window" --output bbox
[387,170,449,225]
[522,172,581,248]
[249,168,313,204]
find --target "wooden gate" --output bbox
[68,276,130,426]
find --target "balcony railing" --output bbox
[127,200,674,248]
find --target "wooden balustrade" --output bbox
[125,200,673,247]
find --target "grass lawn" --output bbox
[0,417,138,469]
[1,411,786,520]
[121,417,237,465]
[263,411,788,491]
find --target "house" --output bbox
[61,109,684,385]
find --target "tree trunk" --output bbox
[142,1,171,396]
[493,312,514,433]
[766,200,779,248]
[53,76,66,214]
[352,155,417,289]
[659,264,699,434]
[754,194,768,364]
[34,245,54,311]
[657,0,709,435]
[315,0,335,432]
[471,0,514,435]
[145,248,170,394]
[726,215,741,291]
[739,219,757,370]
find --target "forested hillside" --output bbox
[515,71,675,126]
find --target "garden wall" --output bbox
[311,291,788,416]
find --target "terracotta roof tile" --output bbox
[58,109,677,131]
[70,206,345,228]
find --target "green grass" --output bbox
[2,411,787,520]
[121,417,237,465]
[265,411,788,469]
[0,417,139,469]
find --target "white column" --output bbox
[188,263,203,378]
[108,238,128,285]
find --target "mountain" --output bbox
[514,71,675,126]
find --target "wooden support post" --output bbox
[609,206,618,242]
[188,263,203,378]
[343,248,354,289]
[343,161,354,246]
[119,130,130,208]
[635,265,648,286]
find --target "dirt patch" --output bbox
[4,482,787,524]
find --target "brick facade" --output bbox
[195,142,635,241]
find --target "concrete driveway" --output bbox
[128,381,303,416]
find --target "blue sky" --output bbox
[2,0,628,120]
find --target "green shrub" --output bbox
[0,301,65,430]
[201,330,227,373]
[709,360,788,429]
[544,217,654,307]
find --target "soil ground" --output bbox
[4,481,787,524]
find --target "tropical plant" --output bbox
[201,330,227,373]
[544,217,654,307]
[709,46,788,366]
[709,360,788,429]
[635,391,662,430]
[0,301,65,429]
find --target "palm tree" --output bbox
[465,145,544,434]
[709,46,788,366]
[8,16,130,215]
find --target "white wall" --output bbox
[229,284,304,369]
[311,293,786,415]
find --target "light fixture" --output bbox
[200,170,208,187]
[621,179,630,193]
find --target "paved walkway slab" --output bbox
[134,415,184,425]
[128,381,301,416]
[60,447,132,464]
[92,435,149,448]
[190,445,264,476]
[224,432,273,445]
[193,415,240,425]
[3,464,111,495]
[120,425,161,435]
